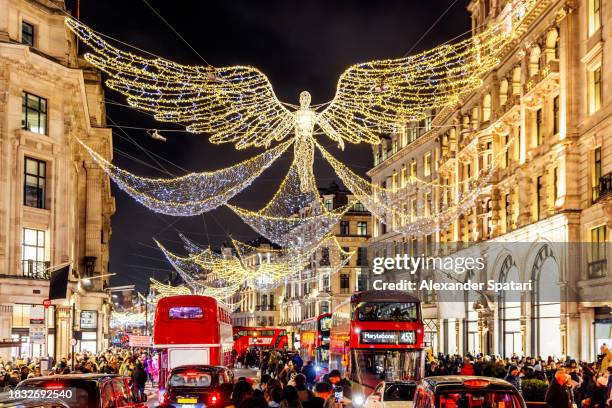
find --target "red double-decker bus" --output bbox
[300,313,331,370]
[153,295,233,389]
[232,327,288,356]
[329,290,425,396]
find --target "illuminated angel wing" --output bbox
[318,23,511,145]
[66,19,294,149]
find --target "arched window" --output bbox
[531,245,561,359]
[529,46,542,77]
[545,29,560,63]
[498,255,522,357]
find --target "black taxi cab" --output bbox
[413,376,527,408]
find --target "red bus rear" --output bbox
[329,290,425,397]
[154,295,233,388]
[232,326,288,356]
[299,313,331,370]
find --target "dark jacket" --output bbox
[132,365,148,388]
[545,380,574,408]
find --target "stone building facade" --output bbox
[0,0,114,361]
[369,0,611,361]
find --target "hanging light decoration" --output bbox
[227,160,349,249]
[76,137,292,216]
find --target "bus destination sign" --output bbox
[360,330,416,345]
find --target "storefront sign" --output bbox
[360,330,416,345]
[29,305,46,344]
[80,311,97,329]
[128,335,152,347]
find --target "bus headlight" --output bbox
[353,395,364,406]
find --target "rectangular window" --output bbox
[21,228,46,277]
[589,0,602,35]
[357,221,368,236]
[424,192,431,216]
[410,198,417,221]
[339,274,350,291]
[535,109,543,146]
[24,157,46,209]
[553,96,560,135]
[340,221,349,236]
[392,139,398,154]
[593,147,602,202]
[589,66,603,114]
[536,176,544,220]
[410,239,418,257]
[325,198,333,211]
[352,201,366,212]
[589,225,607,278]
[410,127,417,143]
[357,247,368,266]
[410,161,417,181]
[425,235,432,257]
[401,164,407,188]
[21,22,34,46]
[21,92,47,134]
[392,171,398,192]
[505,193,511,231]
[424,153,432,177]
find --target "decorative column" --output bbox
[55,306,71,360]
[85,163,102,284]
[0,305,12,361]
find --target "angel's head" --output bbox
[299,91,311,108]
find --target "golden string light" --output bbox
[227,160,349,249]
[316,140,514,237]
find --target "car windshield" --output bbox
[438,391,522,408]
[356,302,418,322]
[351,350,422,390]
[16,379,97,408]
[384,383,416,401]
[169,371,213,387]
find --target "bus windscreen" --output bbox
[356,302,418,322]
[168,306,204,319]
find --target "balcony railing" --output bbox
[587,259,607,279]
[22,260,50,279]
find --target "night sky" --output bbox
[75,0,471,291]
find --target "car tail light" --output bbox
[45,383,65,389]
[464,379,491,388]
[208,392,220,405]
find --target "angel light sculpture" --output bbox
[66,0,536,238]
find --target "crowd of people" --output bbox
[2,343,612,407]
[0,347,156,399]
[425,344,612,408]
